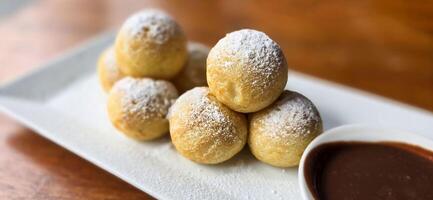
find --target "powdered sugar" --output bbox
[188,88,239,144]
[112,77,178,120]
[122,9,181,44]
[25,31,414,200]
[255,91,322,140]
[170,87,240,146]
[46,72,302,200]
[208,29,286,89]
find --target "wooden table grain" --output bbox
[0,0,432,199]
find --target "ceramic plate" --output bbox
[1,32,432,200]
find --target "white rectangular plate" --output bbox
[1,32,433,200]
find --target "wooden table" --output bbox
[0,0,432,199]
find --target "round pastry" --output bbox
[115,9,187,79]
[168,87,247,164]
[207,29,288,113]
[107,77,178,140]
[97,46,125,92]
[172,42,209,93]
[248,90,322,167]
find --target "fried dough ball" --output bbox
[115,9,187,79]
[248,91,322,167]
[168,87,247,164]
[107,77,178,140]
[207,29,288,113]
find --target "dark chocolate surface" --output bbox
[304,141,433,200]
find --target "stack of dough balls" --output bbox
[169,29,322,166]
[98,9,322,167]
[204,29,322,166]
[98,9,209,141]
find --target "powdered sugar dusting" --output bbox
[208,29,285,89]
[170,87,240,147]
[189,88,239,145]
[122,9,181,44]
[47,73,301,200]
[256,91,322,141]
[112,77,178,120]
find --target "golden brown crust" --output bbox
[207,29,288,113]
[107,77,178,140]
[248,91,323,167]
[114,10,187,79]
[97,46,124,92]
[168,87,248,164]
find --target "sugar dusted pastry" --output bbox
[115,9,187,79]
[172,42,209,93]
[97,46,125,92]
[168,87,247,164]
[248,90,322,167]
[107,77,178,140]
[207,29,288,113]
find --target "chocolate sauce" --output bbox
[304,141,433,200]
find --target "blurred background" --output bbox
[0,0,432,199]
[1,0,433,110]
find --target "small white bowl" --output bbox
[298,124,433,200]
